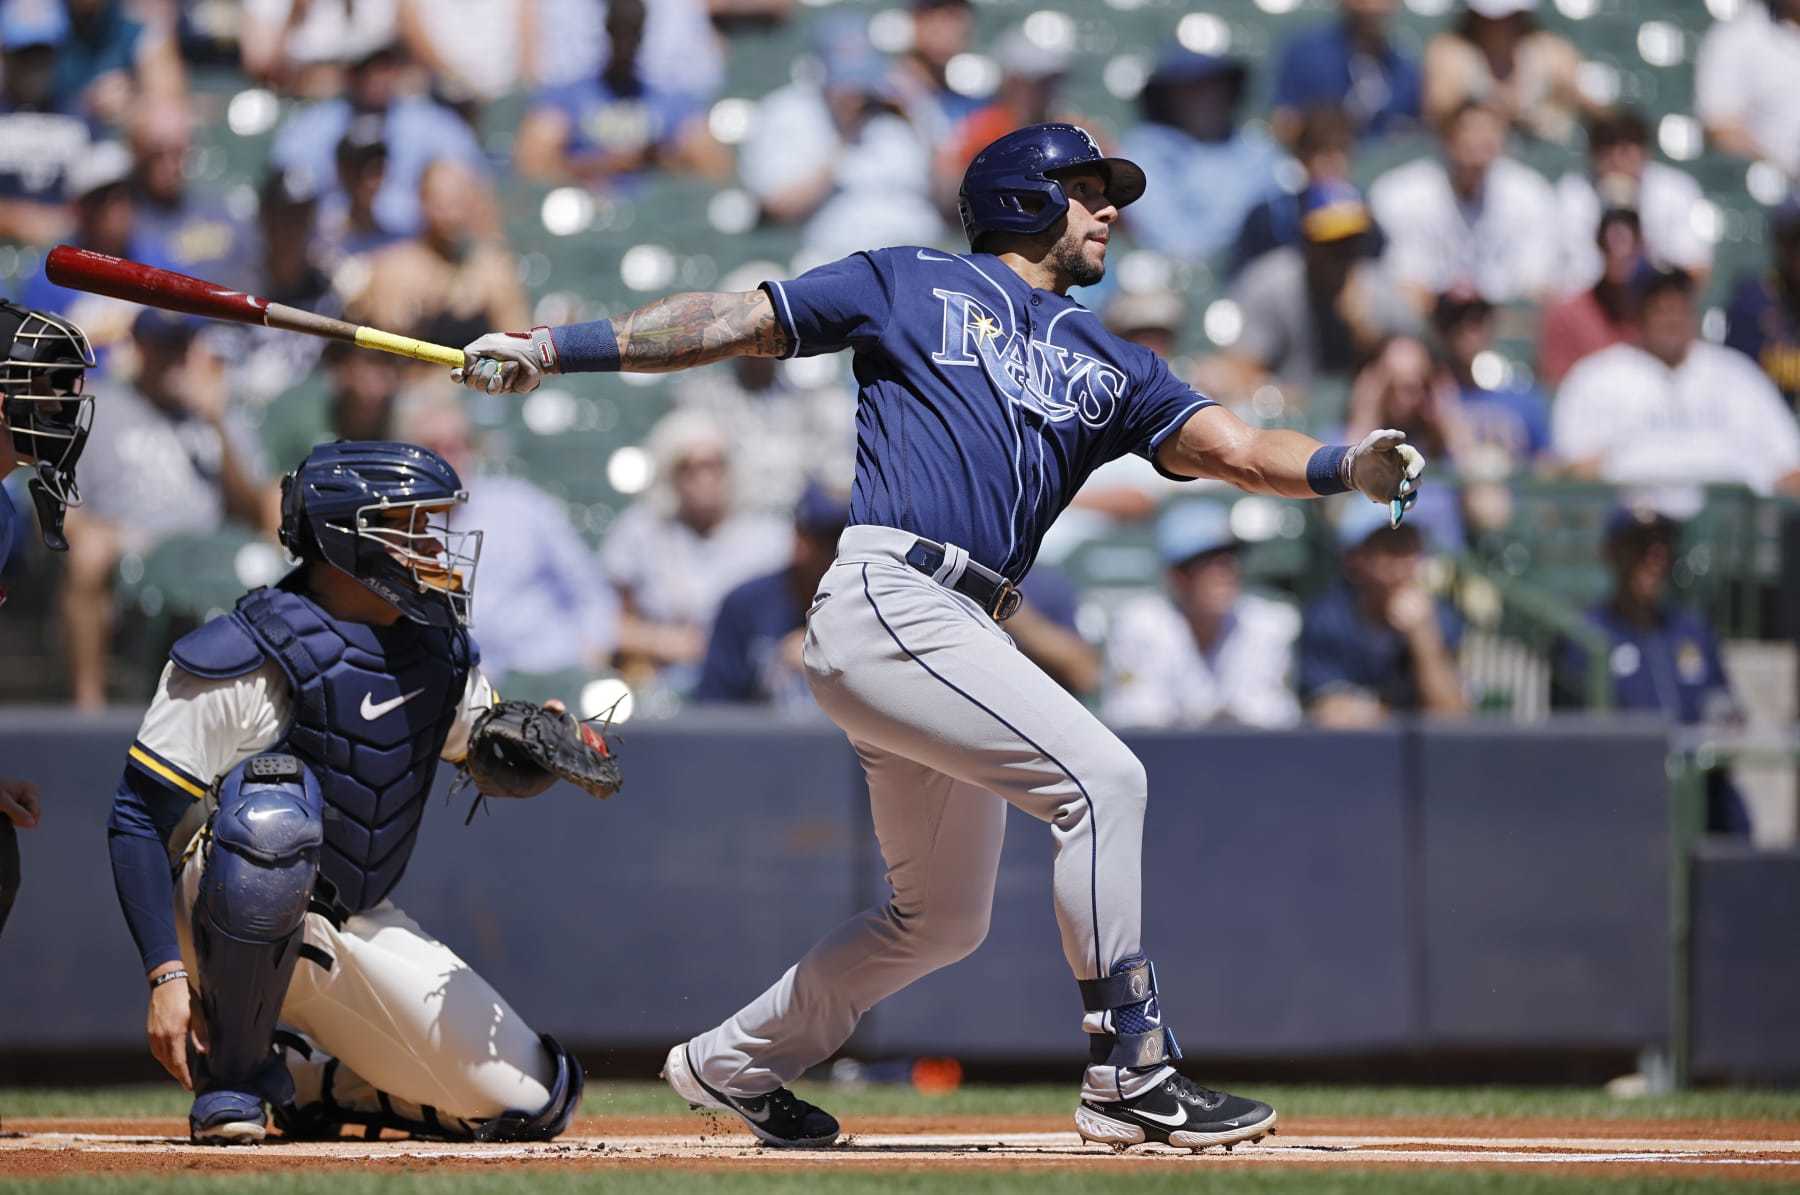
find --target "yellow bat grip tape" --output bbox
[354,326,466,368]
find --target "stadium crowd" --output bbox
[0,0,1796,819]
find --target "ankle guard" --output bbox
[471,1034,585,1142]
[1079,954,1182,1070]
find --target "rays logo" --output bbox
[930,288,1123,428]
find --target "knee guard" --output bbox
[471,1035,585,1142]
[193,754,323,1094]
[1080,954,1182,1070]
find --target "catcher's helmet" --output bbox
[957,122,1146,248]
[279,440,482,628]
[0,300,96,552]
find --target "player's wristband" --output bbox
[149,968,188,990]
[1306,445,1352,496]
[548,319,620,373]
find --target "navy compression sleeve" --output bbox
[106,766,195,973]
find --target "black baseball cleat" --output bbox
[661,1042,840,1148]
[1075,1071,1277,1153]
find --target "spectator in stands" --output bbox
[0,0,84,246]
[895,0,978,142]
[1369,99,1558,307]
[1203,180,1416,401]
[20,142,165,353]
[1230,107,1357,278]
[56,0,185,126]
[533,0,723,99]
[1695,0,1800,177]
[1299,499,1467,726]
[217,167,338,407]
[600,410,788,688]
[349,159,529,352]
[1554,109,1711,296]
[1724,197,1800,411]
[241,0,398,98]
[393,382,618,686]
[259,335,403,471]
[695,481,850,709]
[668,264,856,517]
[1345,333,1471,467]
[1430,290,1551,474]
[396,0,535,120]
[313,116,403,266]
[1539,207,1643,389]
[1122,46,1284,264]
[128,98,252,286]
[1422,0,1585,145]
[1554,507,1749,834]
[738,14,940,258]
[1269,0,1422,144]
[937,26,1074,200]
[1102,502,1300,730]
[270,35,489,238]
[514,0,729,186]
[1553,269,1800,514]
[1000,561,1099,699]
[61,310,276,709]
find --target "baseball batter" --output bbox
[456,123,1423,1152]
[105,441,610,1144]
[1,300,95,941]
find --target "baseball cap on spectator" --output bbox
[1156,502,1237,567]
[131,306,204,346]
[1299,180,1373,244]
[1105,289,1185,339]
[0,0,67,50]
[1466,0,1536,16]
[794,481,851,537]
[1605,504,1678,549]
[994,28,1070,81]
[1145,47,1248,93]
[66,140,133,201]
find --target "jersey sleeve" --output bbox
[1119,349,1217,480]
[760,250,894,359]
[132,660,290,799]
[440,667,498,763]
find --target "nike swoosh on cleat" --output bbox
[735,1100,773,1125]
[1132,1105,1193,1128]
[361,688,425,720]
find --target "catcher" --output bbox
[104,440,619,1144]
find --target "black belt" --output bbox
[903,538,1022,622]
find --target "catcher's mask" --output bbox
[0,300,96,551]
[279,440,483,628]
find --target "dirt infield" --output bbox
[5,1115,1800,1182]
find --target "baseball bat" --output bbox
[45,245,466,369]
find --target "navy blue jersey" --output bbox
[763,248,1215,580]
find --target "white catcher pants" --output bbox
[175,844,554,1129]
[688,526,1166,1104]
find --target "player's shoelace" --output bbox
[1164,1073,1225,1112]
[751,1088,823,1124]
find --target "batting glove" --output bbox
[1344,428,1426,529]
[452,328,557,396]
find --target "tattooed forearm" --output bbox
[613,290,791,371]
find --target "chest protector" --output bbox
[229,586,472,916]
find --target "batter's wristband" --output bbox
[1307,445,1352,496]
[149,968,188,990]
[548,318,620,373]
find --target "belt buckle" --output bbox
[990,582,1021,622]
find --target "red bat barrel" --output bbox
[45,245,273,327]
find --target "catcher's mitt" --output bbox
[460,701,622,812]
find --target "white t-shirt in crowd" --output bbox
[598,502,789,631]
[242,0,397,66]
[1101,592,1301,730]
[1368,154,1559,303]
[1696,2,1800,176]
[1551,339,1800,516]
[1553,161,1712,295]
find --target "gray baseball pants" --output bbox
[687,526,1167,1104]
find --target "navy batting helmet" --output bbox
[0,300,95,552]
[279,440,481,628]
[957,122,1146,248]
